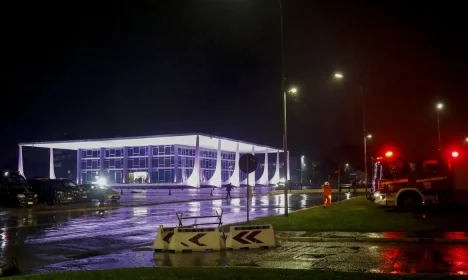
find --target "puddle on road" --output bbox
[296,254,332,260]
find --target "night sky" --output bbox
[3,1,468,170]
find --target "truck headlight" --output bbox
[373,192,380,198]
[17,194,25,199]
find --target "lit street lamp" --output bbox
[334,72,344,79]
[436,102,444,152]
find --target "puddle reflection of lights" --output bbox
[188,201,200,212]
[301,194,307,208]
[261,196,269,206]
[0,231,7,250]
[133,208,148,216]
[230,198,240,206]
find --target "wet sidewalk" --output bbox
[278,231,468,243]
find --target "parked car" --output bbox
[0,170,37,207]
[56,178,90,203]
[27,178,75,205]
[80,183,121,203]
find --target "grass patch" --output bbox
[225,197,464,232]
[5,267,463,280]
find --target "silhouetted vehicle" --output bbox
[0,170,37,207]
[80,183,120,203]
[27,178,75,206]
[56,178,89,203]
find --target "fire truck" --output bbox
[369,149,468,210]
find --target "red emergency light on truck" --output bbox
[370,149,468,210]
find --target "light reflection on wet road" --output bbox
[0,190,346,273]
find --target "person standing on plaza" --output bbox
[225,183,232,200]
[322,181,332,207]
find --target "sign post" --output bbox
[239,154,258,223]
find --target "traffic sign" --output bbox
[239,154,258,174]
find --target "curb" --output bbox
[278,236,468,244]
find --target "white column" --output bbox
[173,145,178,183]
[76,149,82,184]
[186,135,200,188]
[49,148,56,179]
[248,145,255,186]
[148,146,153,183]
[204,139,222,188]
[269,150,280,185]
[256,149,269,185]
[18,145,25,177]
[228,142,240,187]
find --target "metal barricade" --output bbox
[176,209,223,228]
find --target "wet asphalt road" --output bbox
[33,241,468,276]
[0,188,347,273]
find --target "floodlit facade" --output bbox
[19,134,289,187]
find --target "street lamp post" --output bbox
[333,72,370,196]
[364,134,372,195]
[282,87,296,216]
[279,0,298,217]
[300,156,305,187]
[436,103,444,152]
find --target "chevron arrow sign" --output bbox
[233,231,263,244]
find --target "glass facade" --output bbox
[80,149,100,184]
[78,145,279,185]
[151,145,175,183]
[221,151,235,183]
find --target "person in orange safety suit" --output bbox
[322,181,332,207]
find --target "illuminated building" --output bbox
[18,134,288,187]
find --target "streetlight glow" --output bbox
[465,137,468,143]
[288,87,297,94]
[437,103,444,110]
[334,72,344,79]
[366,134,372,139]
